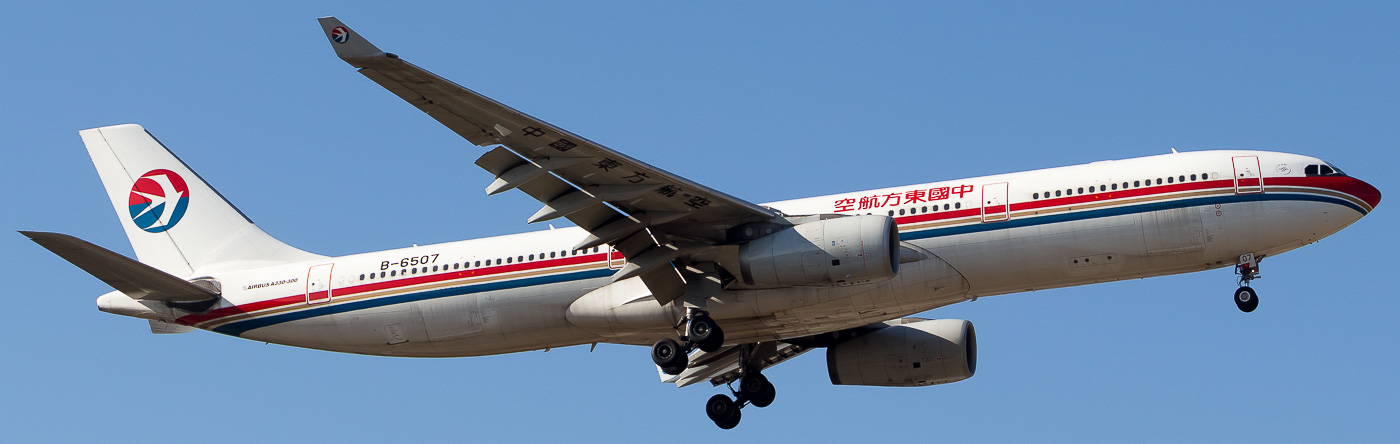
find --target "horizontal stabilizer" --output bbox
[20,231,218,303]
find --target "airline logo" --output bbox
[331,26,350,44]
[128,169,189,233]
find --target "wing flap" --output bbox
[660,342,812,387]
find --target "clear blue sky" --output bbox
[4,1,1396,442]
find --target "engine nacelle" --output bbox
[826,319,976,387]
[737,215,899,287]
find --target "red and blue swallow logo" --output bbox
[331,26,350,44]
[128,169,189,233]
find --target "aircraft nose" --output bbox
[1353,177,1382,210]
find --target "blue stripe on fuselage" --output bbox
[214,268,615,337]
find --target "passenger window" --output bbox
[922,206,928,212]
[943,204,950,210]
[1077,187,1084,194]
[550,252,556,258]
[432,265,438,272]
[410,268,417,274]
[529,254,535,261]
[1133,180,1140,187]
[1156,178,1162,185]
[517,256,523,262]
[1099,185,1106,192]
[1178,175,1185,182]
[506,257,512,264]
[1111,183,1118,190]
[898,209,905,215]
[954,202,961,209]
[380,272,386,278]
[1033,193,1039,199]
[1167,177,1174,184]
[390,270,396,276]
[888,210,894,216]
[1055,190,1062,197]
[593,247,600,253]
[1190,174,1197,181]
[359,274,365,280]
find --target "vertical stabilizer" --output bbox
[80,124,322,275]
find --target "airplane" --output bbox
[22,17,1380,429]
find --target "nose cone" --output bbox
[1355,177,1381,211]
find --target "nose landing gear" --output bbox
[1234,253,1261,313]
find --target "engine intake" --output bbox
[738,215,899,287]
[827,319,976,387]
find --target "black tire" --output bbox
[752,379,776,408]
[706,394,739,424]
[1235,286,1259,313]
[689,315,725,353]
[652,338,688,374]
[716,408,741,430]
[738,373,768,403]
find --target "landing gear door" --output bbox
[981,182,1009,222]
[1232,156,1262,194]
[306,263,334,305]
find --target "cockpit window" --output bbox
[1305,164,1347,177]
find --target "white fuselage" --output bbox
[104,150,1377,357]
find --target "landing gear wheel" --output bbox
[652,338,688,375]
[689,315,725,353]
[706,394,741,429]
[740,374,776,408]
[1235,286,1259,313]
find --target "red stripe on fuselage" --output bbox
[178,251,619,326]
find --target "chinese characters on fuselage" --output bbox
[834,184,974,212]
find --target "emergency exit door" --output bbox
[306,264,334,305]
[982,182,1009,222]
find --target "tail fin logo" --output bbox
[331,26,350,44]
[128,169,189,233]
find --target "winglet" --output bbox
[317,17,388,65]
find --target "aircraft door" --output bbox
[607,246,626,270]
[981,182,1009,222]
[306,263,334,305]
[1232,156,1262,194]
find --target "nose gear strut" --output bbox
[1234,253,1261,313]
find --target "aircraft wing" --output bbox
[318,17,781,304]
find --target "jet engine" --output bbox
[826,319,976,387]
[737,215,899,287]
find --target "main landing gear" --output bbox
[703,344,777,429]
[1234,253,1261,313]
[651,310,725,375]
